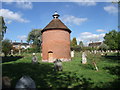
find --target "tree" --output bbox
[104,30,119,50]
[27,29,42,52]
[99,43,109,51]
[0,16,7,55]
[2,39,12,56]
[71,37,77,47]
[0,16,7,39]
[79,41,84,47]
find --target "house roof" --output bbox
[41,13,71,33]
[89,42,102,47]
[12,42,29,45]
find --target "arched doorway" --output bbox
[48,51,53,61]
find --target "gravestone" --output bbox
[10,50,13,56]
[32,53,38,64]
[15,75,36,89]
[54,59,62,71]
[82,52,87,64]
[71,50,74,57]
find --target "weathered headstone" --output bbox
[10,49,13,56]
[82,52,87,64]
[2,76,11,88]
[32,53,38,64]
[71,50,74,57]
[54,59,62,71]
[15,75,36,89]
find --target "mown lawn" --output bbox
[2,52,120,88]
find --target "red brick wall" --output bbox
[42,30,71,61]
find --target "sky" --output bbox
[0,0,118,46]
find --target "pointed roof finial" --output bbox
[52,11,60,19]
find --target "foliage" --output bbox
[27,29,42,52]
[2,39,13,56]
[27,46,41,53]
[71,45,82,52]
[104,30,119,50]
[0,16,7,39]
[79,41,84,47]
[99,43,109,51]
[71,37,77,47]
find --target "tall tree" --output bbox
[104,30,119,50]
[71,37,77,47]
[27,29,42,52]
[0,16,7,55]
[0,16,7,39]
[79,41,84,47]
[2,39,12,56]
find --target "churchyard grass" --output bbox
[2,52,119,88]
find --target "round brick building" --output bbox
[41,12,71,62]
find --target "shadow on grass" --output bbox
[2,62,93,88]
[103,56,120,63]
[103,66,120,76]
[2,56,24,63]
[102,66,120,89]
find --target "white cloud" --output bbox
[62,15,88,26]
[5,20,12,24]
[2,0,118,2]
[75,2,96,6]
[16,2,33,9]
[96,29,105,32]
[77,32,105,46]
[0,9,29,23]
[4,0,33,9]
[17,35,27,41]
[104,5,118,14]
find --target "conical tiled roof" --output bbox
[41,13,71,33]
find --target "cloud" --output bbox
[17,35,27,41]
[96,29,105,32]
[5,20,12,24]
[2,0,117,2]
[62,15,88,26]
[75,2,96,6]
[16,2,33,9]
[104,5,118,14]
[0,9,29,23]
[77,32,105,46]
[4,0,33,9]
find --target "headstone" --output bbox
[2,76,11,88]
[19,50,21,55]
[82,52,87,64]
[15,75,36,89]
[94,50,97,54]
[32,53,38,64]
[115,50,118,53]
[71,50,74,57]
[10,49,13,56]
[54,59,62,71]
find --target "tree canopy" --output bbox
[99,43,109,51]
[104,30,119,50]
[27,29,42,45]
[2,39,12,56]
[27,29,42,52]
[0,16,7,39]
[79,41,84,47]
[71,37,77,47]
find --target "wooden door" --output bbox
[48,51,53,61]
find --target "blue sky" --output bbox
[0,1,118,45]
